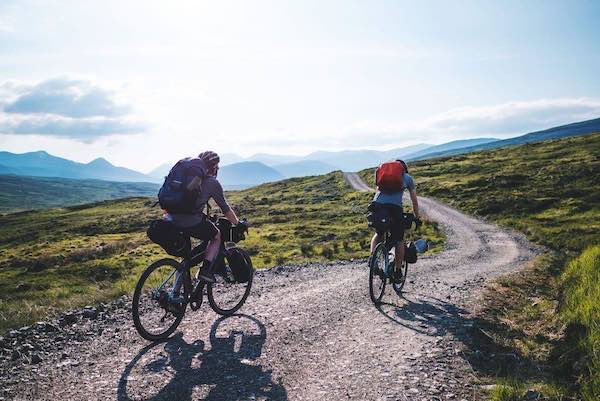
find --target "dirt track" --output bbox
[0,175,538,401]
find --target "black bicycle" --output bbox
[132,217,254,341]
[368,212,420,304]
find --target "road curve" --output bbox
[343,172,373,192]
[1,175,538,401]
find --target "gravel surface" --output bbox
[0,189,539,400]
[342,172,372,192]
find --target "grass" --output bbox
[361,133,600,400]
[0,171,442,333]
[0,174,159,213]
[560,245,600,400]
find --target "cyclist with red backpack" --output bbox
[158,151,245,305]
[370,159,421,277]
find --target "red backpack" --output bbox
[376,161,405,191]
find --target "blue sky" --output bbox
[0,0,599,171]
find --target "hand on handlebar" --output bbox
[414,218,423,229]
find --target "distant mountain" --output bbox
[414,117,600,160]
[303,143,431,171]
[0,164,16,174]
[0,175,158,213]
[0,151,153,182]
[403,138,498,160]
[219,161,285,188]
[147,163,171,181]
[273,160,339,178]
[247,153,304,166]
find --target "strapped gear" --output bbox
[375,160,406,192]
[225,247,253,283]
[157,157,206,214]
[146,219,190,257]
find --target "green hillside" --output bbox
[0,175,159,213]
[361,132,600,399]
[0,171,441,333]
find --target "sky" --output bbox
[0,0,599,172]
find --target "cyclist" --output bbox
[166,151,243,303]
[370,160,421,279]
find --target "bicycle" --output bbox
[132,217,254,341]
[368,212,420,305]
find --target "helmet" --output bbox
[396,159,408,173]
[198,151,220,170]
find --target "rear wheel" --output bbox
[208,249,253,315]
[132,258,186,341]
[392,259,409,295]
[369,243,388,305]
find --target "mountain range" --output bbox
[1,117,598,188]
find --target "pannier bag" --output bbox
[158,158,206,214]
[147,219,190,257]
[367,202,393,233]
[404,242,418,264]
[225,247,253,283]
[375,161,405,192]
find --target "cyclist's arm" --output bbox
[224,209,240,225]
[211,179,240,225]
[409,189,420,219]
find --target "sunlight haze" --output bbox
[0,0,599,171]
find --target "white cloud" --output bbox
[330,97,600,148]
[0,77,145,142]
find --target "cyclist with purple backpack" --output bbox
[159,151,244,303]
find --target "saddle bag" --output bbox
[146,219,190,257]
[366,202,393,233]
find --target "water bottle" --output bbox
[414,239,428,253]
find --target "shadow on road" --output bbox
[375,291,470,337]
[118,314,287,401]
[375,291,546,380]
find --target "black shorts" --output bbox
[182,216,219,241]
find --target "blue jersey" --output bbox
[372,173,415,207]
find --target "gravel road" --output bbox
[343,172,372,192]
[0,175,538,401]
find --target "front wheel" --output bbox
[132,258,186,341]
[369,243,388,305]
[208,248,253,315]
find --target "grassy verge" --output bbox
[360,133,599,399]
[0,171,443,333]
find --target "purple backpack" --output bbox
[157,158,206,214]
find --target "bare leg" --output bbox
[370,233,381,253]
[205,230,221,264]
[395,242,405,271]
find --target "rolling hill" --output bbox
[411,117,600,160]
[0,175,159,213]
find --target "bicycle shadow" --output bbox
[117,314,287,401]
[375,291,545,379]
[375,291,470,337]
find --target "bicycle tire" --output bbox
[132,258,186,341]
[208,248,253,315]
[392,259,409,295]
[369,242,388,304]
